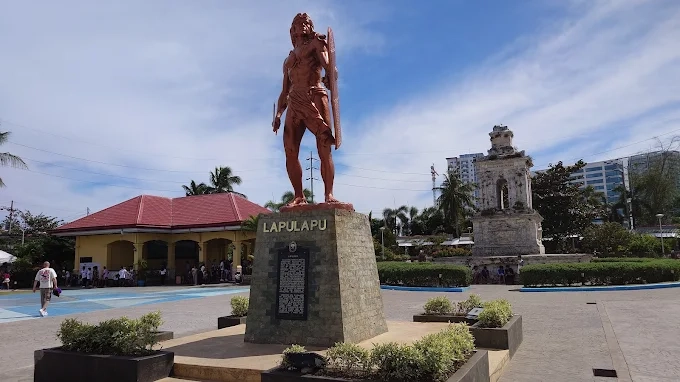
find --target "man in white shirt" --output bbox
[33,261,58,317]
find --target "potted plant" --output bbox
[218,295,249,329]
[469,299,523,356]
[34,311,173,382]
[413,295,482,324]
[135,259,148,287]
[262,323,490,382]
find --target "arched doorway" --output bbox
[143,240,168,270]
[496,178,509,210]
[175,240,199,275]
[107,240,134,270]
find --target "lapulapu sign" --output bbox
[263,219,328,233]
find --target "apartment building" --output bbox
[446,153,484,207]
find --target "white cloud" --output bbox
[1,0,678,223]
[0,0,384,220]
[335,0,680,214]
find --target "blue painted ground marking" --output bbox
[380,285,470,292]
[520,281,680,292]
[0,287,249,323]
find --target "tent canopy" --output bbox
[0,250,17,264]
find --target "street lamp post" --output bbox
[656,213,665,256]
[380,227,386,260]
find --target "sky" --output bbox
[1,0,680,223]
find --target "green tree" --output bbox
[410,207,446,236]
[382,206,408,236]
[532,160,593,251]
[0,131,28,187]
[581,222,633,257]
[629,137,680,225]
[265,189,313,212]
[182,180,209,196]
[208,166,242,194]
[0,211,74,268]
[437,172,475,237]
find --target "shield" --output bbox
[327,27,342,150]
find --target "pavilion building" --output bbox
[51,193,270,280]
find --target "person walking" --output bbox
[33,261,58,317]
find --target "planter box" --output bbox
[34,347,174,382]
[470,315,523,356]
[261,350,489,382]
[218,315,247,329]
[154,330,174,342]
[413,314,477,325]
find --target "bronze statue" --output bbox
[272,13,347,209]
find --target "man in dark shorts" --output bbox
[33,261,58,317]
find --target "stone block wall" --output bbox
[244,208,387,347]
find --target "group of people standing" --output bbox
[185,258,243,286]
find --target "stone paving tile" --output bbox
[2,284,680,382]
[604,300,680,382]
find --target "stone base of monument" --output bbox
[244,207,388,347]
[471,211,545,256]
[160,322,510,382]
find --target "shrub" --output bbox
[477,299,512,328]
[627,235,662,257]
[423,296,453,315]
[280,344,306,368]
[519,260,680,287]
[457,294,483,314]
[57,311,162,356]
[581,223,633,256]
[592,257,658,263]
[370,342,424,381]
[430,247,471,258]
[371,323,475,382]
[377,262,472,287]
[230,296,249,317]
[325,342,373,377]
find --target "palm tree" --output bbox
[382,206,408,236]
[208,166,242,193]
[182,180,209,196]
[241,214,260,231]
[437,172,475,237]
[265,189,314,212]
[0,131,28,187]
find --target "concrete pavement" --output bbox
[1,284,679,381]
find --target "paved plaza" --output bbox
[1,285,679,382]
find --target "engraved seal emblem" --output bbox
[289,241,297,253]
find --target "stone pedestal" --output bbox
[472,211,545,256]
[244,208,388,347]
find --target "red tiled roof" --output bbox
[53,193,270,233]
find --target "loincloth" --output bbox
[287,86,332,137]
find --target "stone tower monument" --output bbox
[471,125,545,256]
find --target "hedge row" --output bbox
[591,257,659,263]
[377,262,471,287]
[520,260,680,287]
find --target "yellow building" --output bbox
[52,193,270,281]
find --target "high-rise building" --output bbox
[568,159,625,204]
[628,150,680,177]
[446,153,484,207]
